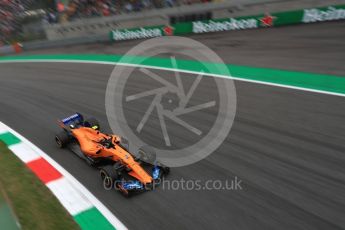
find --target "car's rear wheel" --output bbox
[55,131,69,148]
[84,117,100,130]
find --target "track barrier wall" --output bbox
[109,4,345,41]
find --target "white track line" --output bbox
[0,59,345,98]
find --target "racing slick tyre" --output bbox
[100,165,132,197]
[138,145,157,164]
[55,131,69,148]
[100,165,119,190]
[84,117,100,130]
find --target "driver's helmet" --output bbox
[69,124,75,129]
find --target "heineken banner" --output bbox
[110,25,175,41]
[110,4,345,41]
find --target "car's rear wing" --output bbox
[58,113,84,129]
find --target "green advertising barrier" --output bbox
[110,4,345,41]
[192,4,345,34]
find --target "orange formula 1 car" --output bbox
[54,113,170,196]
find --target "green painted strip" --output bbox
[0,132,21,146]
[1,54,345,95]
[73,207,115,230]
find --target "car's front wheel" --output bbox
[100,165,120,190]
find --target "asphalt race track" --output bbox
[21,21,345,75]
[1,21,345,230]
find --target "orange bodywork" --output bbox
[71,127,153,184]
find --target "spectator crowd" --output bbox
[0,0,214,44]
[0,0,29,45]
[55,0,213,23]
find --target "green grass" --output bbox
[0,142,79,230]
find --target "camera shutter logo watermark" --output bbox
[105,36,236,167]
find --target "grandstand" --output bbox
[56,0,212,23]
[1,0,344,47]
[0,0,212,45]
[0,0,25,45]
[0,0,54,45]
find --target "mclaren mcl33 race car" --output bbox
[54,113,170,197]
